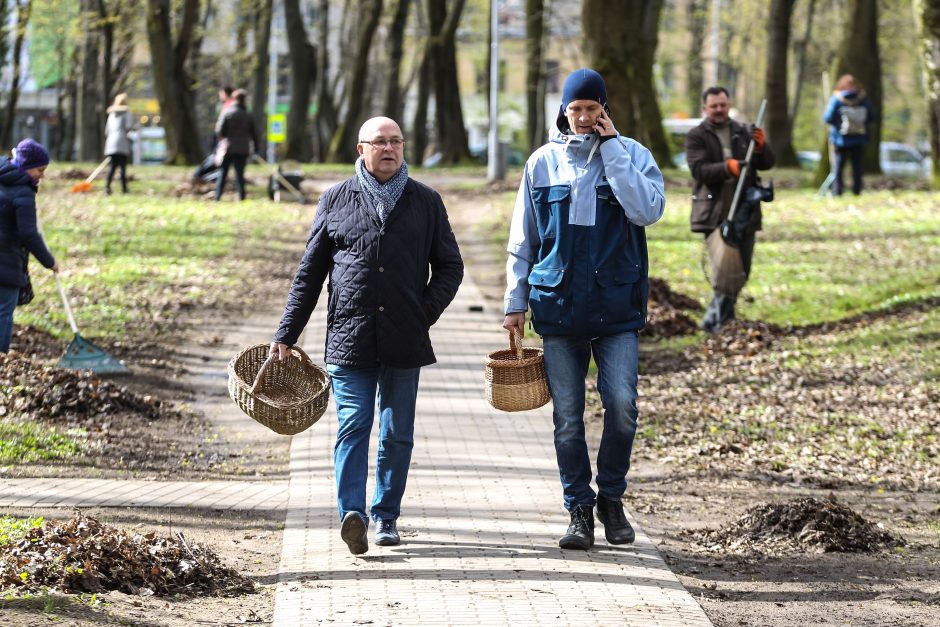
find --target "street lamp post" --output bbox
[487,0,504,182]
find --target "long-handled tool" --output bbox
[55,275,129,374]
[705,99,767,296]
[253,154,307,204]
[70,156,112,193]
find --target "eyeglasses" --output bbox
[360,138,405,149]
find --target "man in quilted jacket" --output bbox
[503,69,665,550]
[270,116,463,555]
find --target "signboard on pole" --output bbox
[268,113,286,143]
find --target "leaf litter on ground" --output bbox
[0,511,254,597]
[682,496,905,556]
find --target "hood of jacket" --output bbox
[0,157,34,189]
[837,89,866,105]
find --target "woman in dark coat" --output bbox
[0,138,59,352]
[214,89,258,201]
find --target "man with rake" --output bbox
[686,86,776,333]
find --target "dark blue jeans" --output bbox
[327,363,421,523]
[834,145,864,195]
[0,284,20,352]
[542,331,640,511]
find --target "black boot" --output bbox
[596,494,635,544]
[559,505,594,550]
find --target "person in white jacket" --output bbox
[103,93,134,195]
[503,68,665,550]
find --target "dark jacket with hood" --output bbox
[0,158,55,288]
[685,119,776,234]
[823,89,874,149]
[273,175,464,368]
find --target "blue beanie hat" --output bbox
[556,68,608,133]
[13,138,50,171]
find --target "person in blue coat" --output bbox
[0,138,59,352]
[503,69,665,550]
[823,73,875,196]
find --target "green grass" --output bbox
[0,421,82,464]
[0,516,44,547]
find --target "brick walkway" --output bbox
[272,274,712,626]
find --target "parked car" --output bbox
[798,143,930,178]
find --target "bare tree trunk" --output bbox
[525,0,546,152]
[284,0,316,161]
[429,0,469,164]
[918,0,940,188]
[411,43,431,164]
[582,0,671,168]
[686,0,707,116]
[328,0,383,163]
[78,0,103,160]
[252,0,272,158]
[313,0,337,161]
[789,0,816,127]
[145,0,204,164]
[0,0,31,150]
[384,0,411,123]
[765,0,799,166]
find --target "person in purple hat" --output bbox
[0,138,59,352]
[503,68,665,550]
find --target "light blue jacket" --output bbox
[505,131,665,336]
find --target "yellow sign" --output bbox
[268,113,286,143]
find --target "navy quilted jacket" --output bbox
[274,176,464,368]
[0,158,56,288]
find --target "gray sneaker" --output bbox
[340,512,368,555]
[374,519,400,546]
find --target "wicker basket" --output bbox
[484,330,551,412]
[227,344,330,435]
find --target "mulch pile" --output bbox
[684,497,905,556]
[0,511,254,597]
[701,319,785,357]
[644,277,701,338]
[0,352,174,427]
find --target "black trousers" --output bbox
[215,154,248,201]
[106,153,128,193]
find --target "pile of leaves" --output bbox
[644,277,701,338]
[683,497,905,556]
[0,352,173,427]
[0,511,254,597]
[701,319,784,356]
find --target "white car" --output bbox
[798,143,931,178]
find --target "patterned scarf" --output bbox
[355,157,409,224]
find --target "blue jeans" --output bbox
[0,284,20,352]
[327,363,421,523]
[542,331,639,511]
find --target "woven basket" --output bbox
[228,344,330,435]
[484,330,551,412]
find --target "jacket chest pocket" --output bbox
[531,184,570,241]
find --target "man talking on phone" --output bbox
[502,68,665,550]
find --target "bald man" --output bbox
[271,117,464,555]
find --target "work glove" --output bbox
[726,158,747,177]
[751,127,765,152]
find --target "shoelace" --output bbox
[603,501,628,525]
[379,520,395,534]
[571,508,592,532]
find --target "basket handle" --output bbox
[250,345,314,395]
[508,329,524,360]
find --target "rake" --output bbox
[70,156,112,193]
[55,275,129,374]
